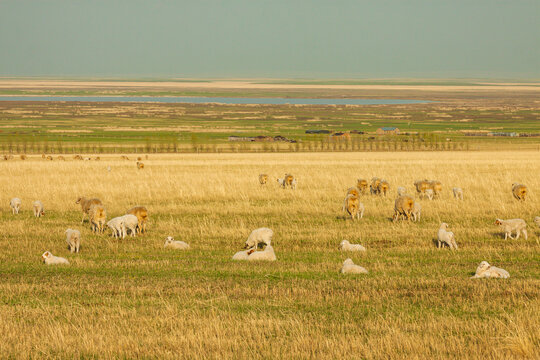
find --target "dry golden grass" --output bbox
[0,151,539,359]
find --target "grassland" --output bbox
[0,151,539,359]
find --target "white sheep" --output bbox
[247,244,277,261]
[437,223,458,249]
[338,240,366,252]
[471,261,510,279]
[244,227,273,250]
[452,187,464,200]
[412,202,422,222]
[232,249,251,260]
[42,251,69,265]
[424,189,434,200]
[120,214,139,238]
[65,229,81,253]
[107,216,125,238]
[10,197,21,214]
[276,178,285,188]
[164,236,190,250]
[340,259,368,274]
[397,187,407,197]
[495,218,528,240]
[33,200,45,217]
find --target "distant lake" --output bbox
[0,96,428,105]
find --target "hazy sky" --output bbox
[0,0,538,78]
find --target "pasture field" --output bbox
[0,151,539,359]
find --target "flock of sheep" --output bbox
[3,153,147,170]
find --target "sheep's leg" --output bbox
[522,229,527,240]
[504,232,508,240]
[360,209,364,219]
[438,240,441,249]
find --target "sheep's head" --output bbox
[440,223,449,230]
[339,240,349,249]
[343,258,354,266]
[495,219,503,226]
[477,261,490,273]
[42,251,51,261]
[165,236,174,243]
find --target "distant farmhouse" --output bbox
[305,130,331,134]
[376,127,400,135]
[331,132,351,140]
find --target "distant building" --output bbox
[376,127,400,135]
[331,132,351,140]
[487,132,517,137]
[228,136,255,142]
[306,129,331,134]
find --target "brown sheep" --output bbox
[393,195,415,222]
[95,156,100,161]
[76,197,103,224]
[121,155,129,160]
[137,156,142,161]
[284,174,294,187]
[74,155,83,160]
[344,194,361,220]
[20,154,27,160]
[429,180,442,198]
[377,180,390,196]
[357,179,369,194]
[259,174,269,185]
[370,177,381,195]
[414,180,430,198]
[136,162,145,170]
[512,183,527,201]
[127,206,149,234]
[46,156,53,161]
[89,204,107,234]
[42,154,46,159]
[57,155,65,161]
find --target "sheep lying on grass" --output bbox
[42,251,69,265]
[244,227,273,250]
[164,236,190,250]
[10,198,21,214]
[495,218,528,240]
[452,187,464,200]
[33,201,44,218]
[471,261,509,279]
[339,240,366,252]
[512,183,527,201]
[437,223,458,249]
[232,245,276,261]
[65,229,81,253]
[340,259,368,274]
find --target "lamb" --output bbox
[357,179,369,194]
[89,204,107,234]
[259,174,269,185]
[244,227,273,250]
[338,240,366,252]
[76,197,103,224]
[10,197,21,214]
[65,229,81,253]
[164,236,190,250]
[414,179,430,198]
[495,218,527,240]
[424,189,434,200]
[429,180,442,198]
[247,244,277,261]
[452,187,464,200]
[437,223,458,249]
[393,195,415,222]
[377,180,390,196]
[340,259,368,274]
[33,200,45,217]
[20,154,27,160]
[344,194,363,220]
[120,214,139,237]
[512,183,527,201]
[42,251,69,265]
[107,216,125,238]
[411,202,422,222]
[397,186,407,197]
[471,261,510,279]
[136,161,144,170]
[126,206,149,234]
[370,177,381,195]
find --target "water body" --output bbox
[0,96,428,105]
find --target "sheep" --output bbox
[424,189,434,200]
[411,201,422,222]
[338,240,366,252]
[57,155,65,161]
[512,183,527,201]
[232,248,252,260]
[73,155,83,160]
[277,174,296,189]
[94,156,100,161]
[33,201,45,218]
[259,174,269,185]
[89,204,107,234]
[120,214,139,238]
[76,197,103,224]
[121,155,129,160]
[10,197,21,214]
[397,186,407,197]
[414,179,430,198]
[107,217,125,238]
[20,154,27,160]
[41,154,46,159]
[495,218,527,240]
[429,180,442,198]
[65,229,81,253]
[244,227,273,250]
[370,177,381,195]
[357,179,369,194]
[535,216,540,227]
[46,155,53,161]
[137,156,142,161]
[377,180,390,196]
[340,259,368,274]
[42,251,69,265]
[344,194,363,220]
[393,195,414,222]
[452,187,464,200]
[247,244,276,261]
[164,236,190,250]
[437,223,458,249]
[136,161,144,170]
[342,187,360,211]
[126,206,149,234]
[471,261,510,279]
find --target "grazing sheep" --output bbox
[429,180,442,198]
[20,154,27,160]
[258,174,269,185]
[277,174,296,189]
[437,223,458,249]
[339,240,366,252]
[277,177,285,187]
[393,195,415,222]
[397,186,407,197]
[137,156,142,161]
[10,197,21,214]
[41,154,46,159]
[107,217,125,238]
[89,204,107,234]
[42,251,69,265]
[414,179,430,198]
[46,156,53,161]
[164,236,190,250]
[33,201,45,218]
[340,259,368,274]
[126,206,149,234]
[424,189,434,200]
[76,197,103,224]
[512,183,527,201]
[57,155,65,161]
[74,155,83,160]
[344,194,363,220]
[370,177,381,195]
[120,214,139,238]
[342,187,361,211]
[65,229,81,253]
[357,179,369,194]
[377,180,390,196]
[471,261,510,279]
[411,202,422,222]
[136,161,144,170]
[452,187,464,200]
[121,155,129,160]
[534,216,540,227]
[247,244,276,261]
[495,218,528,240]
[244,227,273,250]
